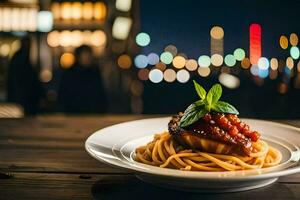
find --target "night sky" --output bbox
[140,0,300,59]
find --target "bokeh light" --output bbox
[198,55,211,68]
[233,48,245,61]
[160,52,173,64]
[279,35,289,49]
[218,73,240,89]
[37,11,53,32]
[197,67,211,77]
[258,57,269,70]
[278,83,288,94]
[82,30,92,44]
[47,31,60,47]
[250,65,259,76]
[94,2,107,20]
[249,23,261,65]
[164,45,177,56]
[82,2,93,20]
[172,56,186,69]
[0,44,10,57]
[284,67,292,76]
[138,69,149,81]
[91,30,106,46]
[211,54,223,67]
[176,69,190,83]
[60,53,75,69]
[270,58,279,70]
[224,54,236,67]
[241,58,251,69]
[59,30,72,46]
[116,0,132,12]
[51,2,60,19]
[112,17,132,40]
[61,2,72,20]
[155,62,167,71]
[290,46,300,59]
[136,32,150,46]
[39,69,52,83]
[290,33,299,46]
[185,59,198,71]
[149,69,163,83]
[147,53,159,65]
[71,2,82,20]
[163,69,176,83]
[71,30,83,47]
[258,69,269,78]
[117,54,132,69]
[210,26,224,39]
[286,57,294,69]
[134,54,148,68]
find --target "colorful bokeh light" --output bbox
[224,54,236,67]
[210,26,224,39]
[136,32,150,46]
[138,69,149,81]
[233,48,245,61]
[176,69,190,83]
[134,55,148,68]
[211,54,223,67]
[118,54,132,69]
[279,35,289,49]
[290,33,299,46]
[185,59,198,71]
[198,67,211,77]
[258,57,269,70]
[249,23,262,65]
[270,58,279,70]
[147,53,159,65]
[218,73,240,89]
[198,55,211,68]
[241,58,251,69]
[160,52,173,64]
[290,46,300,60]
[164,45,177,56]
[172,56,186,69]
[164,69,176,83]
[149,69,163,83]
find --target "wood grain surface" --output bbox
[0,115,300,200]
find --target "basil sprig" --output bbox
[179,81,239,127]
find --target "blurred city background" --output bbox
[0,0,300,118]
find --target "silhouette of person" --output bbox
[6,37,42,115]
[58,45,107,113]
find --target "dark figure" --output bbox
[7,37,42,115]
[58,45,107,113]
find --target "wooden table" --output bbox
[0,115,300,200]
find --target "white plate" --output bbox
[85,117,300,192]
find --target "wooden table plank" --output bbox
[0,116,300,200]
[0,115,151,174]
[0,172,299,200]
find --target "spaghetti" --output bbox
[135,132,282,171]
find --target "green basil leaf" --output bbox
[212,101,239,115]
[206,83,222,106]
[193,80,206,100]
[179,103,208,127]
